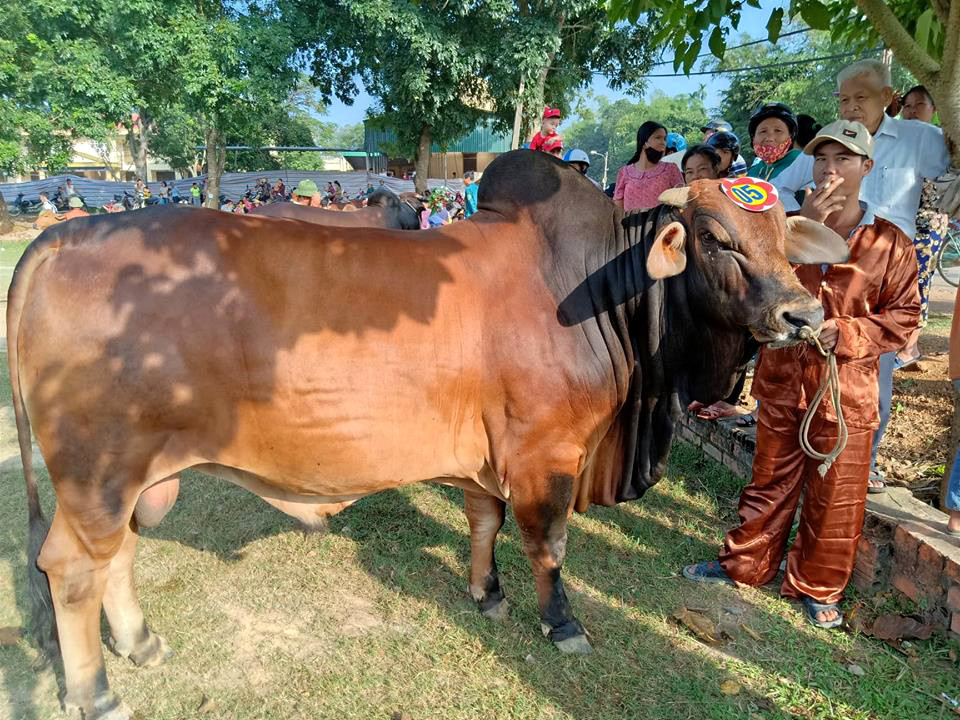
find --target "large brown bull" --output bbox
[251,188,421,229]
[11,150,847,718]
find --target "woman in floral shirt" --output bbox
[897,179,950,367]
[613,121,684,212]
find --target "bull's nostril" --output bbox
[781,307,824,331]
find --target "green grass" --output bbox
[0,242,31,306]
[0,433,957,720]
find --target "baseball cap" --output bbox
[803,119,873,159]
[543,107,562,120]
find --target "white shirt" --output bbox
[662,150,684,169]
[771,115,949,239]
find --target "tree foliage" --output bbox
[607,0,960,162]
[287,0,658,188]
[706,31,915,148]
[564,90,707,183]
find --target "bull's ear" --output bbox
[647,221,687,279]
[784,216,850,264]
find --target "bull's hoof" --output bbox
[130,633,171,668]
[480,597,510,621]
[114,630,172,668]
[553,633,593,655]
[65,691,134,720]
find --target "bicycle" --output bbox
[936,218,960,287]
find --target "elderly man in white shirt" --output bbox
[772,58,950,492]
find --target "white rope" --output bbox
[797,326,848,477]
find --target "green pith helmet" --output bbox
[68,196,83,208]
[293,179,318,197]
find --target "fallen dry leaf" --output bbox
[671,607,726,645]
[739,623,763,641]
[869,614,933,642]
[720,679,741,696]
[0,627,23,646]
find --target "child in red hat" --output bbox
[529,107,562,152]
[541,133,564,157]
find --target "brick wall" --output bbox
[679,412,960,639]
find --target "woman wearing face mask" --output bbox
[747,103,803,181]
[613,121,683,212]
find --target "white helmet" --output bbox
[563,148,591,166]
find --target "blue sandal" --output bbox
[682,561,735,585]
[801,596,844,629]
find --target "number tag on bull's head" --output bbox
[720,177,778,212]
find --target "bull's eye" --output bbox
[699,231,720,252]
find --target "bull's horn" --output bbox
[658,187,690,208]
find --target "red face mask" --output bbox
[752,138,793,164]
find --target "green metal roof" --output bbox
[364,119,511,157]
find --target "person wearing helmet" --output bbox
[665,132,687,155]
[700,119,732,142]
[747,103,803,181]
[563,148,601,188]
[662,132,689,170]
[563,148,590,174]
[706,131,743,177]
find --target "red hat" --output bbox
[542,133,564,154]
[543,106,562,120]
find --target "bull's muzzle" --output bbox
[752,298,824,347]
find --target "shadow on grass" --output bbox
[3,450,954,719]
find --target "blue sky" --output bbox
[321,2,785,127]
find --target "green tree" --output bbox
[288,0,500,192]
[608,0,960,164]
[564,90,707,184]
[287,0,657,191]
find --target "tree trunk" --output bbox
[127,113,153,181]
[511,76,526,150]
[525,62,554,140]
[414,125,432,194]
[0,193,13,236]
[523,14,565,142]
[854,0,960,164]
[204,125,226,209]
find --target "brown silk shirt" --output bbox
[752,211,920,429]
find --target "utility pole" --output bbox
[590,150,609,189]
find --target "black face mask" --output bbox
[644,147,664,163]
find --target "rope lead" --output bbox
[796,325,848,477]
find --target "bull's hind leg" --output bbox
[38,507,133,719]
[510,466,592,655]
[463,489,508,620]
[102,521,172,667]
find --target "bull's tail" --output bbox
[8,232,61,659]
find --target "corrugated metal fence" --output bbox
[0,170,466,208]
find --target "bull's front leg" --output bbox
[510,467,592,654]
[463,489,509,620]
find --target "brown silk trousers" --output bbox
[719,402,871,604]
